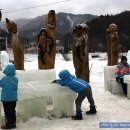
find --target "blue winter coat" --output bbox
[0,64,18,101]
[56,70,90,93]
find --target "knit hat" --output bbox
[121,56,127,62]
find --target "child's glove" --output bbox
[51,80,57,83]
[116,77,120,83]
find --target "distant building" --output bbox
[56,40,64,53]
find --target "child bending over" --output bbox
[52,69,97,120]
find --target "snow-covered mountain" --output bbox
[0,12,97,40]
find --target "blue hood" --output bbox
[57,69,89,93]
[3,64,16,76]
[59,70,74,80]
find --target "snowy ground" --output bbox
[4,53,130,130]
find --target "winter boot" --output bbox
[1,117,10,129]
[71,111,83,120]
[86,106,97,114]
[1,117,15,129]
[1,123,16,129]
[12,124,16,129]
[1,124,12,129]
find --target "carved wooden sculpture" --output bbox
[37,10,56,69]
[72,23,89,82]
[106,23,119,66]
[6,18,24,70]
[37,28,53,69]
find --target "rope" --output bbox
[2,0,71,14]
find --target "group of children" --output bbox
[1,55,129,129]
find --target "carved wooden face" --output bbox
[48,15,55,24]
[47,10,56,28]
[39,31,47,46]
[75,26,83,37]
[81,23,89,34]
[6,18,17,33]
[108,23,117,32]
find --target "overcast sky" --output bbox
[0,0,130,21]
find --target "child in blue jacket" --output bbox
[52,69,97,120]
[0,64,18,129]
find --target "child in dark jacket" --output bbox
[0,64,18,129]
[52,69,97,120]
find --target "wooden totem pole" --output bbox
[106,23,119,66]
[6,18,24,70]
[37,10,56,69]
[72,23,89,82]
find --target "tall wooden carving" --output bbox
[72,23,89,82]
[6,18,24,70]
[106,23,119,66]
[37,10,56,69]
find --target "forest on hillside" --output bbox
[87,10,130,53]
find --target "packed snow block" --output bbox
[24,69,56,82]
[17,98,46,122]
[16,69,56,83]
[110,79,123,95]
[17,82,47,122]
[0,69,56,122]
[0,69,56,83]
[16,69,56,104]
[27,81,54,104]
[104,66,116,92]
[17,99,32,122]
[52,94,76,118]
[17,83,35,122]
[104,66,123,95]
[30,97,47,118]
[29,82,76,118]
[124,75,130,99]
[0,51,9,70]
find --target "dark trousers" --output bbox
[75,86,95,112]
[2,101,16,126]
[119,78,127,95]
